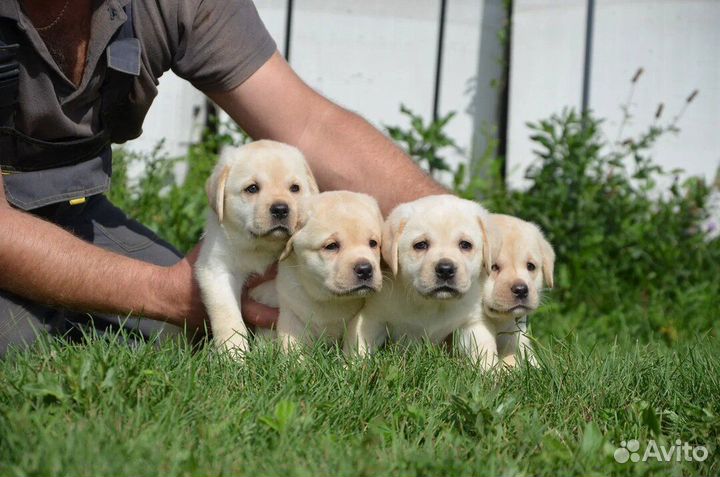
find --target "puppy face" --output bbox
[383,195,491,300]
[482,214,555,320]
[206,140,319,240]
[282,191,383,299]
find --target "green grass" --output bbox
[1,303,718,476]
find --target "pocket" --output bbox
[87,198,155,254]
[95,220,155,254]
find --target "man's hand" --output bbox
[162,244,208,331]
[163,245,279,331]
[242,264,279,329]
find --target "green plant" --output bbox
[481,104,718,313]
[385,105,460,178]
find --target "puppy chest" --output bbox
[387,319,453,344]
[297,301,362,340]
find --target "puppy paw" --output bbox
[216,333,251,360]
[501,354,517,368]
[472,352,499,371]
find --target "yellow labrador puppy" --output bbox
[195,140,318,356]
[344,195,493,365]
[275,191,383,350]
[480,214,555,367]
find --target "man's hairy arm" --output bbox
[208,52,447,215]
[0,175,204,328]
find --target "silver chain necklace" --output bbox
[33,0,72,32]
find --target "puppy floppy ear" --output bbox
[280,196,313,261]
[303,161,320,195]
[206,164,231,222]
[477,216,492,275]
[538,233,556,288]
[381,218,407,275]
[279,235,296,261]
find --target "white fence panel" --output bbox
[507,0,720,188]
[128,0,490,177]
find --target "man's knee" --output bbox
[0,290,66,358]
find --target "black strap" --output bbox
[101,0,139,139]
[0,18,20,128]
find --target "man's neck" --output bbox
[21,0,93,87]
[21,0,71,29]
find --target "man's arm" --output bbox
[207,52,447,216]
[0,174,205,329]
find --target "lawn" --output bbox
[1,300,718,476]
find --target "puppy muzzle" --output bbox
[331,284,378,298]
[421,282,462,300]
[248,224,292,240]
[485,303,535,318]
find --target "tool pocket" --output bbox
[89,199,156,254]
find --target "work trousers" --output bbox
[0,195,183,358]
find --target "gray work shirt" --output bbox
[0,0,276,144]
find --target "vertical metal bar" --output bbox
[432,0,448,122]
[581,0,595,114]
[284,0,294,62]
[496,0,512,180]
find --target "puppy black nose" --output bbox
[354,261,374,281]
[270,202,289,219]
[435,260,456,280]
[511,283,529,299]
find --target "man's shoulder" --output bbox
[134,0,276,93]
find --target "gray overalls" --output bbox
[0,2,182,357]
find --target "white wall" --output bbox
[507,0,720,188]
[258,0,488,172]
[127,0,494,178]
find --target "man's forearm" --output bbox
[296,102,447,214]
[0,206,191,325]
[208,52,446,215]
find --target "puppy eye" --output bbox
[324,242,340,252]
[413,241,429,251]
[527,262,536,271]
[369,239,378,248]
[459,240,473,251]
[491,264,500,272]
[245,184,260,194]
[290,184,300,193]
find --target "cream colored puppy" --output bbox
[344,195,493,364]
[195,140,318,356]
[480,214,555,367]
[275,191,383,350]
